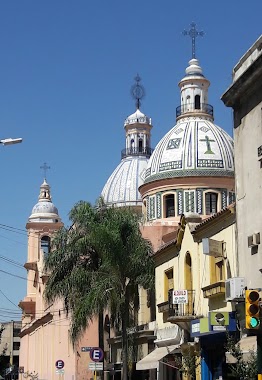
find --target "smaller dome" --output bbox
[101,156,148,208]
[28,179,61,223]
[31,202,58,215]
[124,109,151,126]
[185,58,204,76]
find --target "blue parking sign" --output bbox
[90,347,104,362]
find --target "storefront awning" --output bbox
[226,336,257,363]
[136,345,180,370]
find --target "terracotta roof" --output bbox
[192,203,235,233]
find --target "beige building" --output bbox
[221,34,262,288]
[19,180,100,380]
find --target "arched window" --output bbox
[205,192,218,215]
[185,252,193,315]
[164,194,175,217]
[41,236,50,255]
[195,95,200,109]
[138,139,143,153]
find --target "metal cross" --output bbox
[131,74,145,110]
[183,22,204,59]
[40,162,51,179]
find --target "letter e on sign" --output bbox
[90,347,104,362]
[55,360,64,369]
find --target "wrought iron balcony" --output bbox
[157,290,198,322]
[176,103,214,118]
[121,146,154,159]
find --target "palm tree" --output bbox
[44,200,155,380]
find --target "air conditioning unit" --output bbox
[248,233,260,248]
[225,277,245,302]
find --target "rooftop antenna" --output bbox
[183,22,204,59]
[131,74,145,110]
[40,162,51,180]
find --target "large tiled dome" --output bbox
[144,118,234,184]
[144,58,234,184]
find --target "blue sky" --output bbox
[0,0,261,319]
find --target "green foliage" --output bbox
[171,349,199,380]
[225,334,257,380]
[44,200,155,345]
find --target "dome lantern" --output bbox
[28,179,61,223]
[101,76,153,208]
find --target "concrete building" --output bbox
[0,320,21,378]
[221,34,262,287]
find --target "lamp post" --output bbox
[0,137,22,146]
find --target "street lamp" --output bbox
[0,137,22,146]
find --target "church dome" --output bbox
[144,58,234,184]
[101,75,153,209]
[139,55,235,224]
[124,109,151,126]
[28,179,61,223]
[101,156,148,207]
[144,118,234,184]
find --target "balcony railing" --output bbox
[121,147,154,159]
[176,103,213,118]
[168,290,196,318]
[157,290,196,319]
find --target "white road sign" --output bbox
[89,362,103,371]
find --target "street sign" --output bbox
[55,360,65,369]
[81,346,92,352]
[56,369,65,375]
[172,289,188,304]
[90,347,104,362]
[89,362,103,371]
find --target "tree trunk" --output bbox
[121,302,129,380]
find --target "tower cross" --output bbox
[40,162,51,179]
[183,22,204,59]
[200,135,215,154]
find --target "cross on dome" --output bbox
[183,22,204,59]
[40,162,51,179]
[131,74,145,110]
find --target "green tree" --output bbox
[225,334,257,380]
[44,201,155,380]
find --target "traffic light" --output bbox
[245,289,261,329]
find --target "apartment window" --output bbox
[13,342,20,351]
[13,328,20,337]
[164,269,174,301]
[210,256,225,284]
[205,192,218,215]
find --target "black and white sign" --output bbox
[172,289,188,304]
[55,360,65,370]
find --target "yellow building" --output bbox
[137,205,237,380]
